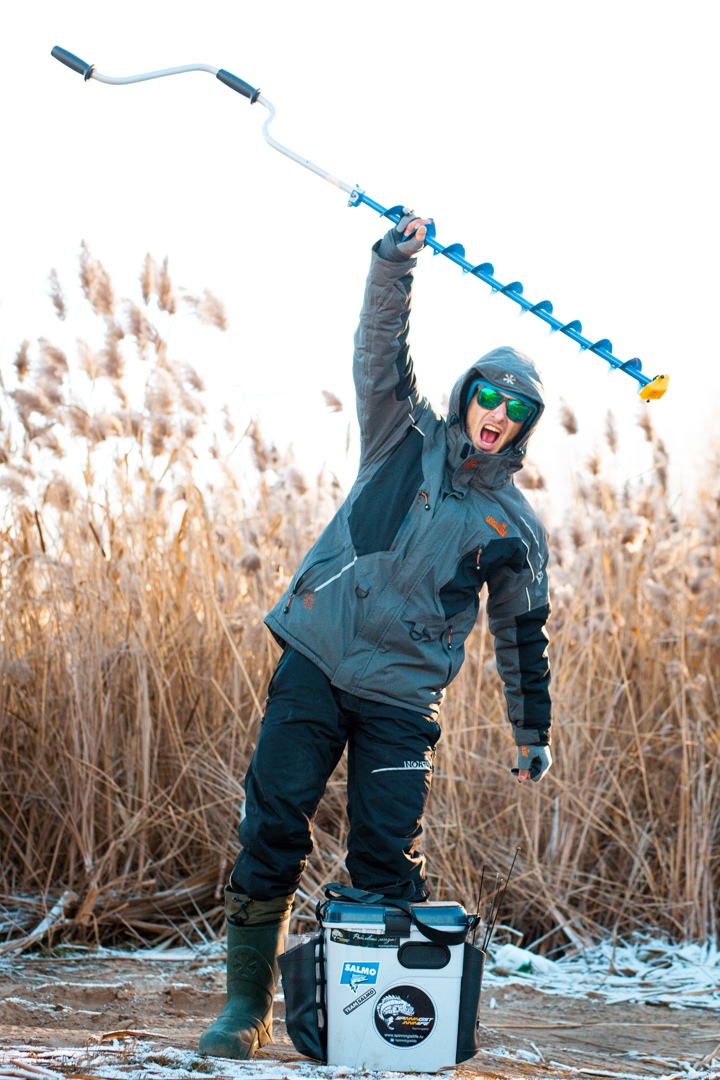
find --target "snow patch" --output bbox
[0,1043,453,1080]
[485,935,720,1010]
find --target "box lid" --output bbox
[324,899,467,928]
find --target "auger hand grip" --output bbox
[51,46,94,80]
[216,69,260,102]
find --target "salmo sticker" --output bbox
[340,961,380,993]
[374,985,436,1047]
[330,928,400,948]
[343,987,376,1014]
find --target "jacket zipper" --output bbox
[389,488,432,554]
[444,624,455,684]
[282,551,340,614]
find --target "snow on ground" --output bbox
[2,935,720,1080]
[4,1043,716,1080]
[485,938,720,1010]
[35,932,720,1010]
[1,1043,444,1080]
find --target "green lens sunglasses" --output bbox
[472,382,536,424]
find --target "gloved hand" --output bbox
[377,210,433,262]
[511,743,553,784]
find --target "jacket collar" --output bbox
[446,417,524,492]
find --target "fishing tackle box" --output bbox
[279,885,485,1072]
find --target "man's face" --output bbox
[465,389,524,453]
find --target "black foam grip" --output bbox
[216,68,259,102]
[51,46,94,80]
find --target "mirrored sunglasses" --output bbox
[476,384,535,424]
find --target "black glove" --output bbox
[511,743,553,783]
[377,210,432,262]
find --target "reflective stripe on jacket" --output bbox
[265,240,551,745]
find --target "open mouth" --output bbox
[479,423,502,448]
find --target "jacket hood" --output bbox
[446,346,545,488]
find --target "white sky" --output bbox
[2,0,718,520]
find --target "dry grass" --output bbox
[1,249,718,951]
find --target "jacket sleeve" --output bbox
[353,242,426,468]
[485,553,552,747]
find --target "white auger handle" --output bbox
[51,45,353,194]
[51,45,259,100]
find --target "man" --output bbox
[199,214,552,1060]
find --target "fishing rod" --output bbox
[483,847,520,951]
[51,46,669,402]
[471,863,487,947]
[480,871,501,952]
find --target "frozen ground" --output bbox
[2,936,720,1080]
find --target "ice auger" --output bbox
[51,46,669,401]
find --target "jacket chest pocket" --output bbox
[438,545,484,623]
[282,548,345,613]
[438,535,528,622]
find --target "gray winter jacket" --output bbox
[265,237,552,747]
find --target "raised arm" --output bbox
[352,215,432,467]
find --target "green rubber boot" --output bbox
[198,887,294,1060]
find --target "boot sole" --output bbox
[198,1030,260,1060]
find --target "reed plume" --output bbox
[0,246,718,951]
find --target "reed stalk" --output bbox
[1,249,718,948]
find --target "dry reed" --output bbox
[0,248,718,952]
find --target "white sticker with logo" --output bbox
[340,961,380,993]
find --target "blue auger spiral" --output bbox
[348,193,667,400]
